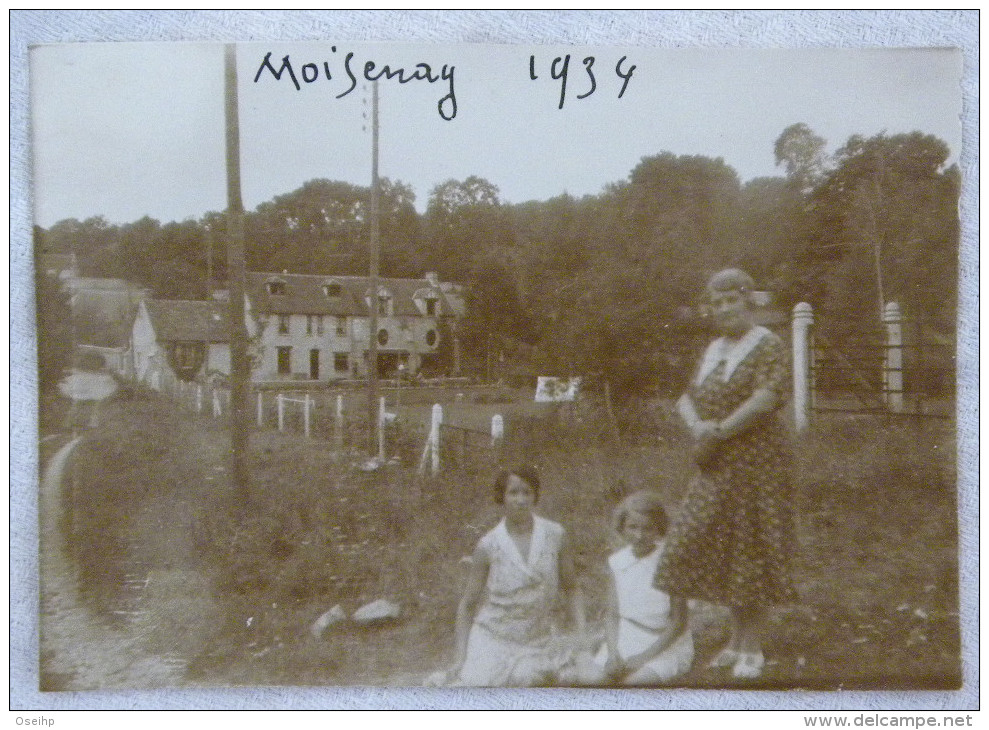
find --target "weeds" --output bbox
[62,390,960,688]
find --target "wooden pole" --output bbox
[224,43,252,499]
[367,80,381,456]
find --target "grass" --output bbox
[57,389,960,689]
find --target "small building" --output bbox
[131,299,240,387]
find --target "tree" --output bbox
[35,269,73,391]
[808,131,958,321]
[424,176,515,281]
[774,123,829,194]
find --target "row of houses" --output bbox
[53,266,465,386]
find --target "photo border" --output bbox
[10,9,979,711]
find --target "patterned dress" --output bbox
[654,325,796,611]
[457,515,570,686]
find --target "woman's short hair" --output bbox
[493,464,541,504]
[706,268,756,295]
[612,490,669,535]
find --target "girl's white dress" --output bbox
[457,515,569,686]
[596,541,694,683]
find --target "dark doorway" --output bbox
[277,346,291,376]
[310,349,320,380]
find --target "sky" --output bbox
[30,42,963,228]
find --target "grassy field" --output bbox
[54,388,960,689]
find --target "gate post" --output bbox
[792,303,814,433]
[491,414,504,448]
[277,392,285,432]
[335,394,344,451]
[304,393,312,438]
[378,396,386,460]
[430,403,442,475]
[256,391,264,428]
[883,301,904,413]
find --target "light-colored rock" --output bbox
[310,604,346,638]
[352,599,401,625]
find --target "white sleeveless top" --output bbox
[608,542,674,631]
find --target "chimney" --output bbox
[424,271,439,287]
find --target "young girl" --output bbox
[442,465,587,686]
[592,490,694,685]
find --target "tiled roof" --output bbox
[145,300,230,342]
[245,272,460,318]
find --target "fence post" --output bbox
[212,388,222,418]
[304,393,312,438]
[256,391,263,428]
[491,414,504,448]
[378,396,386,460]
[277,393,285,432]
[335,394,344,451]
[883,301,904,413]
[792,302,814,433]
[430,403,442,475]
[196,385,203,414]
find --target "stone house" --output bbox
[245,271,463,381]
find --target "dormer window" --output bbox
[378,295,391,317]
[266,279,286,296]
[323,282,342,298]
[425,298,438,316]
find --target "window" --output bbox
[316,315,324,335]
[377,329,389,346]
[278,315,290,334]
[323,283,342,298]
[378,295,391,316]
[277,346,292,375]
[336,316,346,336]
[266,280,286,295]
[334,353,349,372]
[306,315,315,336]
[425,329,438,347]
[425,298,437,316]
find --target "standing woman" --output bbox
[654,268,796,680]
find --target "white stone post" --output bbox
[277,393,285,432]
[792,302,814,433]
[212,389,222,417]
[491,414,504,448]
[430,403,442,475]
[335,394,344,451]
[883,301,904,413]
[256,391,264,428]
[378,396,387,460]
[304,393,312,438]
[196,385,203,413]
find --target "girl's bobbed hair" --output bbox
[493,464,541,505]
[612,490,669,535]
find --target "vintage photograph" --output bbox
[27,35,965,695]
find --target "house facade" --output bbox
[245,271,463,381]
[131,298,241,388]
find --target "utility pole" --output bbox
[224,43,252,499]
[367,81,380,457]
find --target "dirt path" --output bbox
[38,431,215,690]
